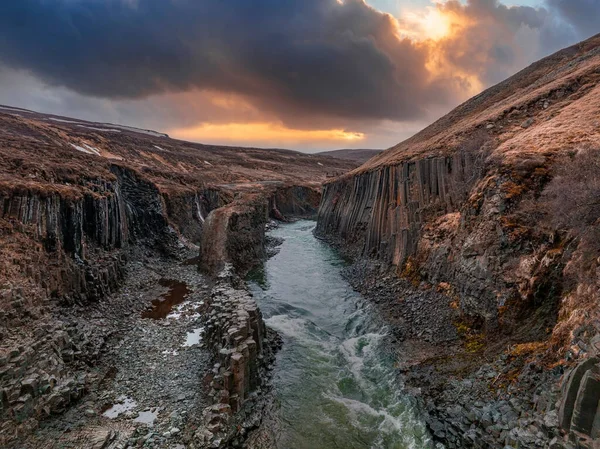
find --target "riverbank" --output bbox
[338,259,564,449]
[5,244,213,448]
[6,235,282,449]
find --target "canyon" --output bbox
[0,106,356,448]
[1,33,600,449]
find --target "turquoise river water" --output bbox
[248,220,432,449]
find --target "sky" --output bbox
[0,0,598,152]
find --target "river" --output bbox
[248,220,432,449]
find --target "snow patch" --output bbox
[204,160,213,166]
[49,117,83,124]
[78,125,121,133]
[183,328,204,347]
[70,143,101,156]
[134,408,160,426]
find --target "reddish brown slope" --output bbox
[353,33,600,173]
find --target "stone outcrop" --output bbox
[199,194,269,276]
[558,357,600,447]
[194,267,273,447]
[200,185,322,275]
[317,153,473,264]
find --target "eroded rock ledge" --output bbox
[193,267,278,447]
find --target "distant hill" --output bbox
[316,148,383,163]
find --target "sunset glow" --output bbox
[400,7,456,41]
[169,122,365,146]
[0,0,592,150]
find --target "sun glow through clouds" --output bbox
[401,7,455,41]
[169,122,365,146]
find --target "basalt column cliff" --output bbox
[317,35,600,448]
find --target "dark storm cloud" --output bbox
[0,0,451,122]
[0,0,597,129]
[546,0,600,39]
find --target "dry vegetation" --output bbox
[0,109,358,196]
[542,146,600,349]
[344,33,600,176]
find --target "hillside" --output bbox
[317,33,600,449]
[352,34,600,173]
[315,148,382,163]
[0,105,356,193]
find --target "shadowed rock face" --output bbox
[558,358,600,447]
[200,185,323,276]
[199,195,269,276]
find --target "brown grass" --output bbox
[331,34,600,181]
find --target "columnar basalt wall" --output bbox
[558,355,600,448]
[0,186,129,304]
[316,153,473,265]
[0,166,212,439]
[200,185,322,275]
[195,268,269,445]
[199,195,269,276]
[268,185,321,220]
[163,188,228,246]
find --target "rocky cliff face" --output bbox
[317,34,600,449]
[200,185,322,276]
[0,166,221,437]
[193,268,278,447]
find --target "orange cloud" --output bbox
[398,7,458,41]
[169,122,365,146]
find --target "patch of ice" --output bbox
[78,125,121,133]
[134,408,160,425]
[183,327,204,347]
[103,396,137,418]
[49,117,82,124]
[318,162,323,166]
[204,160,213,166]
[154,145,167,151]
